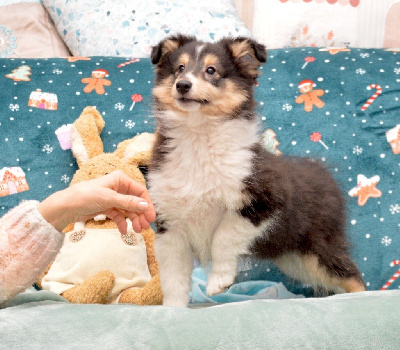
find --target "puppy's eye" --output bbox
[178,64,185,73]
[206,66,216,75]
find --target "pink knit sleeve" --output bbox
[0,200,64,304]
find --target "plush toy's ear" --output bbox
[70,106,105,168]
[114,132,155,166]
[151,34,196,65]
[223,37,267,78]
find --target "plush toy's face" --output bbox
[70,154,145,187]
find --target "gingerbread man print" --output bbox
[295,79,325,112]
[81,69,111,95]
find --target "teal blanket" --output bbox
[0,48,399,294]
[1,289,399,349]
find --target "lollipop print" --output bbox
[310,132,329,149]
[130,94,143,111]
[302,56,316,69]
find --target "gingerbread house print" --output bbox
[28,89,58,110]
[386,124,400,154]
[0,167,29,197]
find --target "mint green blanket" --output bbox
[1,289,399,349]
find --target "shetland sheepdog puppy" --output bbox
[148,35,366,307]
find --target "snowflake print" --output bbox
[53,69,63,74]
[389,204,400,214]
[9,103,19,111]
[125,120,135,129]
[282,103,293,111]
[394,67,400,75]
[115,102,125,111]
[381,236,392,246]
[360,53,369,58]
[61,174,70,183]
[353,145,363,155]
[42,144,53,154]
[356,68,366,75]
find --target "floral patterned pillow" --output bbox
[41,0,251,57]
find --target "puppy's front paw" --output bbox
[206,272,235,296]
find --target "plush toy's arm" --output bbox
[114,133,155,166]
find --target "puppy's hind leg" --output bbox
[272,252,366,294]
[155,230,193,307]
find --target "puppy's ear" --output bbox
[224,37,267,77]
[151,35,196,65]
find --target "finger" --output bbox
[102,170,147,197]
[112,171,156,222]
[100,188,149,214]
[98,171,157,222]
[105,208,128,235]
[136,190,156,223]
[139,213,151,230]
[127,213,142,233]
[132,216,142,233]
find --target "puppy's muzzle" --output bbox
[176,80,192,95]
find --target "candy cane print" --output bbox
[361,84,382,111]
[381,260,400,291]
[117,58,140,68]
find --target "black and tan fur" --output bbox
[148,35,365,307]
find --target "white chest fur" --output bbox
[149,111,258,262]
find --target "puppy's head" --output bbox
[151,35,266,116]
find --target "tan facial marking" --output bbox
[178,53,190,67]
[203,54,219,69]
[200,80,248,116]
[153,76,181,112]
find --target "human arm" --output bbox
[0,171,156,304]
[37,170,156,235]
[0,200,64,305]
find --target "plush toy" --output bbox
[38,106,163,305]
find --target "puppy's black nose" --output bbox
[176,80,192,95]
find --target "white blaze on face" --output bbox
[196,44,205,59]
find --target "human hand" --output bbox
[37,170,156,234]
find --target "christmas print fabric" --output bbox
[0,48,399,294]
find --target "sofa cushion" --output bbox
[41,0,251,57]
[0,2,70,58]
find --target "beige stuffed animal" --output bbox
[38,106,163,305]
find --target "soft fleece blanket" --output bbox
[0,289,399,349]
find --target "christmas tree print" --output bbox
[5,65,32,82]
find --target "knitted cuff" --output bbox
[0,200,64,304]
